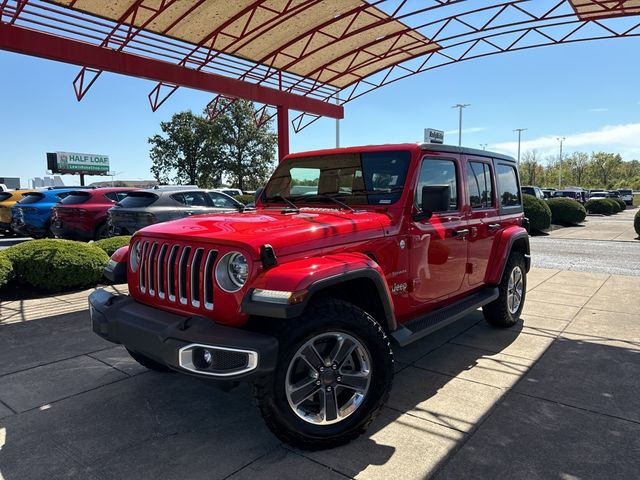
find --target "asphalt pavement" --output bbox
[530,236,640,276]
[0,237,30,250]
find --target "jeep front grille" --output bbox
[137,241,218,311]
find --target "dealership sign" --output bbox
[47,151,110,175]
[424,128,444,144]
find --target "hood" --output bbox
[137,208,391,257]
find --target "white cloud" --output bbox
[445,127,486,135]
[588,108,608,112]
[491,123,640,161]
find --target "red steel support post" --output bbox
[277,105,289,162]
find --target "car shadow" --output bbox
[5,311,635,479]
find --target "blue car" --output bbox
[11,188,83,238]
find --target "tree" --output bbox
[564,152,589,186]
[149,111,223,187]
[589,152,622,188]
[520,150,543,185]
[215,99,277,191]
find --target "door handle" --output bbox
[488,223,501,231]
[452,228,470,238]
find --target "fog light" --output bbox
[202,349,212,365]
[193,347,214,369]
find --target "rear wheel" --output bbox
[483,252,526,328]
[126,348,174,373]
[95,223,110,240]
[254,299,393,450]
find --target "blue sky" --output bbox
[1,35,639,188]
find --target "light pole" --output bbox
[109,170,124,187]
[514,128,527,165]
[480,143,488,150]
[557,137,565,189]
[335,92,340,148]
[452,103,470,147]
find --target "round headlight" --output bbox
[215,251,249,292]
[130,241,141,272]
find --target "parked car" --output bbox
[618,188,633,205]
[607,190,621,199]
[214,188,243,197]
[0,189,38,235]
[11,188,84,238]
[552,189,586,202]
[51,187,137,241]
[108,187,244,235]
[540,189,553,199]
[91,143,530,450]
[521,186,544,200]
[588,189,606,198]
[589,191,609,200]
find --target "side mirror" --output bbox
[415,185,450,221]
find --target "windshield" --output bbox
[60,191,91,205]
[263,150,411,206]
[18,193,45,204]
[116,192,158,208]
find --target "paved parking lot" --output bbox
[546,207,638,242]
[1,268,639,479]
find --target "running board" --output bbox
[391,287,499,347]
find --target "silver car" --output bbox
[108,187,243,235]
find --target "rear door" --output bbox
[465,157,500,286]
[407,155,468,306]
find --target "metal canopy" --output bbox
[1,0,639,158]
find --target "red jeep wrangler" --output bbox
[90,143,530,449]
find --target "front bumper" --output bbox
[89,289,278,380]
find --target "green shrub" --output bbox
[0,251,14,289]
[4,239,109,292]
[523,194,551,231]
[604,198,621,214]
[547,198,587,225]
[234,194,255,205]
[93,236,131,257]
[635,210,640,238]
[585,198,614,214]
[614,199,626,211]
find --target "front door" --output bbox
[408,156,468,308]
[465,158,500,286]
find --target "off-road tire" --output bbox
[483,252,526,328]
[253,298,394,450]
[126,348,174,373]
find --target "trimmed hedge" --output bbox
[614,198,627,211]
[635,209,640,238]
[606,198,621,213]
[585,198,614,214]
[547,198,587,225]
[93,235,132,257]
[4,239,109,292]
[0,251,13,289]
[234,194,255,205]
[523,194,551,232]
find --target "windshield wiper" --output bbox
[267,194,300,213]
[351,187,404,195]
[294,194,356,212]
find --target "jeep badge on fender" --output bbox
[89,143,530,450]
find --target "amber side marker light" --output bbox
[251,289,308,305]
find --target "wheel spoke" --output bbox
[339,372,369,392]
[321,388,339,422]
[289,378,319,406]
[300,344,325,370]
[329,336,356,367]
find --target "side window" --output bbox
[104,192,118,202]
[116,192,129,202]
[467,161,494,209]
[171,193,186,205]
[415,158,458,212]
[183,192,209,207]
[208,192,237,208]
[496,164,521,208]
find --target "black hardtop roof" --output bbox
[418,143,516,163]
